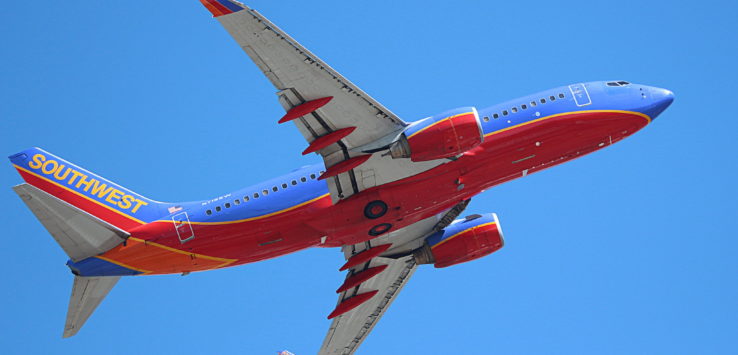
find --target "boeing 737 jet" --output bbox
[10,1,673,354]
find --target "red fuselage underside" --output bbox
[98,110,647,275]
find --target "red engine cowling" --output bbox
[388,107,483,162]
[414,213,504,268]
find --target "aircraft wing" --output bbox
[318,200,470,354]
[202,1,446,201]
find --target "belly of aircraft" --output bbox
[92,110,648,275]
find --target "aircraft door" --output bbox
[569,83,592,107]
[172,212,195,243]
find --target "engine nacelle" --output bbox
[414,213,504,268]
[388,107,483,162]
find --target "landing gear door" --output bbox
[569,83,592,107]
[172,212,195,243]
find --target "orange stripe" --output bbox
[200,0,225,16]
[407,112,475,140]
[431,222,497,250]
[99,237,236,275]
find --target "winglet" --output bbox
[199,0,245,17]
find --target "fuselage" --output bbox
[66,81,674,276]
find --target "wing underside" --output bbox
[320,256,416,355]
[319,200,470,354]
[205,1,447,202]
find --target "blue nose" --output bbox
[643,87,674,120]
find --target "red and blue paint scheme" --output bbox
[199,0,244,17]
[10,2,677,345]
[9,81,673,278]
[418,213,504,268]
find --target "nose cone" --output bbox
[642,87,674,120]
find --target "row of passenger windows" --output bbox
[482,92,566,122]
[205,171,324,215]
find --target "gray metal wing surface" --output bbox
[208,2,447,202]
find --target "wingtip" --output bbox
[199,0,245,17]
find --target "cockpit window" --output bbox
[607,81,631,87]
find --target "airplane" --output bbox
[9,1,674,354]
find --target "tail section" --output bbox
[64,276,120,338]
[13,183,128,262]
[9,147,175,337]
[10,147,167,232]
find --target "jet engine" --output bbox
[388,107,484,162]
[413,213,504,268]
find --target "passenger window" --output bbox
[558,93,565,98]
[291,180,297,185]
[483,116,489,122]
[225,203,231,208]
[493,113,499,119]
[320,171,325,175]
[530,101,537,107]
[617,81,630,85]
[502,110,509,116]
[301,177,307,182]
[206,210,212,215]
[512,107,518,113]
[282,183,288,188]
[262,189,269,196]
[607,82,620,86]
[234,199,240,205]
[310,174,316,179]
[550,95,556,101]
[521,104,527,109]
[272,186,278,192]
[215,206,222,212]
[540,98,546,104]
[244,196,250,202]
[253,192,259,198]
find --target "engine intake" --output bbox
[388,107,484,162]
[414,213,504,268]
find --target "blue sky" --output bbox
[1,1,736,354]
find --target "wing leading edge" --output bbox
[202,1,448,202]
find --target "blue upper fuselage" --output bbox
[179,81,673,224]
[475,80,673,135]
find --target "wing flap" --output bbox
[206,4,461,201]
[319,256,417,355]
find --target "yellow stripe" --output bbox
[95,255,152,275]
[178,193,331,226]
[13,165,146,225]
[484,110,650,139]
[407,112,475,140]
[431,222,497,250]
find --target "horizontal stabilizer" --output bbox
[13,183,128,262]
[64,275,120,338]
